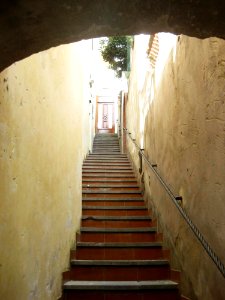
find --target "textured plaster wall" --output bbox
[0,42,91,299]
[126,34,225,300]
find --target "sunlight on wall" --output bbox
[155,33,177,88]
[129,33,177,149]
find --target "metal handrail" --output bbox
[123,127,225,279]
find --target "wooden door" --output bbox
[96,102,115,133]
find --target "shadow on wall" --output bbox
[126,33,225,300]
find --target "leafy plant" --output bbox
[100,36,132,77]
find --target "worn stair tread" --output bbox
[76,242,162,247]
[82,206,147,210]
[82,190,141,194]
[82,198,143,201]
[83,166,131,168]
[82,197,143,200]
[89,151,125,157]
[88,154,127,156]
[82,165,133,170]
[82,170,134,173]
[82,179,137,182]
[70,259,169,266]
[82,174,135,178]
[82,215,152,220]
[63,280,178,290]
[86,158,129,161]
[82,184,139,188]
[80,227,157,233]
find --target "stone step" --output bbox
[82,174,136,178]
[76,241,162,248]
[82,206,147,210]
[92,149,120,151]
[82,166,133,170]
[83,163,131,167]
[81,215,152,221]
[82,184,139,188]
[82,197,143,201]
[93,144,119,146]
[80,227,157,233]
[71,259,169,266]
[85,162,130,165]
[82,198,145,206]
[82,170,134,173]
[82,201,144,207]
[88,152,127,159]
[63,280,178,291]
[82,179,137,182]
[82,190,142,194]
[86,157,128,161]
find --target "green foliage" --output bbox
[100,36,131,77]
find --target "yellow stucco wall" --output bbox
[0,42,92,299]
[126,34,225,300]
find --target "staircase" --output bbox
[62,133,182,300]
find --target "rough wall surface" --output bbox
[126,34,225,300]
[1,1,225,71]
[0,42,91,299]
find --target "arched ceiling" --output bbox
[1,0,225,71]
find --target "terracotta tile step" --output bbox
[88,155,127,157]
[82,184,138,188]
[93,145,119,147]
[82,179,137,182]
[74,242,165,260]
[82,184,139,188]
[93,146,120,148]
[81,218,153,228]
[82,174,136,179]
[78,228,158,243]
[78,232,160,243]
[92,149,120,152]
[82,200,144,206]
[82,188,141,194]
[93,143,119,145]
[67,263,171,281]
[92,151,121,153]
[92,148,120,151]
[66,260,170,281]
[86,158,129,161]
[81,215,152,221]
[83,165,131,168]
[62,289,180,300]
[82,206,147,210]
[80,227,157,233]
[82,209,149,216]
[88,154,127,157]
[82,166,133,170]
[93,143,120,145]
[82,190,142,194]
[85,161,130,165]
[82,170,134,173]
[82,194,143,199]
[83,162,131,166]
[82,192,141,199]
[82,197,143,200]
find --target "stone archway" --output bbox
[1,0,225,71]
